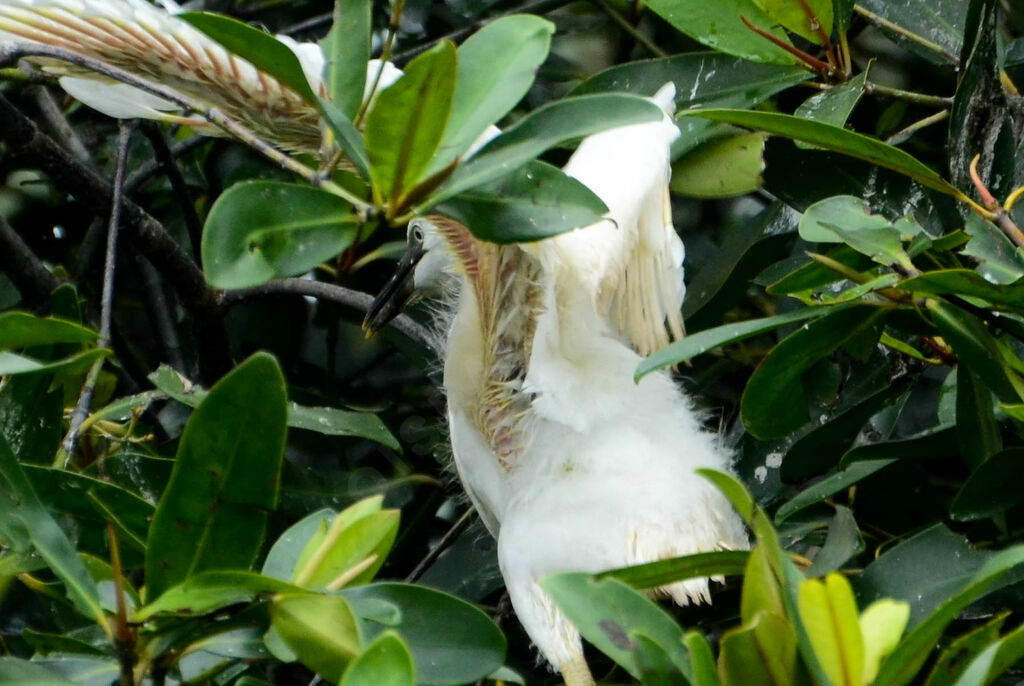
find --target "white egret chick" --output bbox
[366,85,748,685]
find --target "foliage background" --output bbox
[2,0,1024,684]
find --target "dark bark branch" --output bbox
[140,121,204,260]
[0,93,233,380]
[219,278,442,358]
[0,213,60,308]
[124,134,208,194]
[27,85,94,165]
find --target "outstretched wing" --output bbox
[0,0,322,152]
[551,82,685,356]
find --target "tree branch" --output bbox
[219,278,442,358]
[0,213,60,308]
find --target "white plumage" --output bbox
[371,85,748,685]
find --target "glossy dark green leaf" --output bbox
[430,94,662,205]
[0,657,77,685]
[0,312,96,348]
[28,656,119,686]
[956,366,1001,473]
[671,132,766,198]
[341,631,415,686]
[873,544,1024,686]
[0,374,63,466]
[598,550,749,589]
[0,435,105,624]
[145,353,288,599]
[806,506,864,576]
[21,628,107,656]
[799,194,917,269]
[742,306,888,439]
[928,300,1023,403]
[840,425,959,467]
[180,12,317,104]
[437,161,607,244]
[682,109,964,197]
[318,97,372,179]
[766,244,874,296]
[24,465,153,551]
[962,215,1024,284]
[644,0,799,65]
[900,270,1024,308]
[133,571,306,621]
[365,41,456,201]
[0,349,109,377]
[638,305,834,379]
[925,614,1008,686]
[856,0,964,63]
[775,459,895,521]
[794,69,868,148]
[755,0,833,44]
[428,15,554,174]
[271,593,362,680]
[541,573,692,681]
[321,0,371,118]
[950,449,1024,521]
[202,181,357,289]
[950,621,1024,686]
[571,53,808,156]
[341,582,506,685]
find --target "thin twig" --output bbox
[140,122,204,260]
[124,135,208,194]
[28,85,94,165]
[864,81,953,108]
[219,278,441,358]
[884,109,950,145]
[0,93,233,380]
[281,12,333,37]
[0,43,371,213]
[136,255,187,373]
[852,4,958,63]
[591,0,667,58]
[63,121,133,466]
[107,523,135,686]
[0,213,60,308]
[740,16,832,76]
[354,0,406,128]
[405,508,476,582]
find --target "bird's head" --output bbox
[363,217,454,335]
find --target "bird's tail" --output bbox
[0,0,322,152]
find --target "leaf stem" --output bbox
[740,16,833,76]
[864,82,953,107]
[107,523,136,686]
[884,109,949,145]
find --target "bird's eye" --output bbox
[411,225,424,243]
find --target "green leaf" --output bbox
[925,614,1008,686]
[671,132,766,198]
[271,593,362,680]
[797,573,864,686]
[202,181,358,290]
[0,435,105,626]
[962,214,1024,284]
[927,300,1023,403]
[775,459,895,521]
[365,41,456,201]
[754,0,834,44]
[132,570,307,621]
[341,631,416,686]
[541,573,692,681]
[180,12,317,104]
[682,109,964,197]
[430,94,662,205]
[952,622,1024,686]
[857,0,964,63]
[873,545,1024,686]
[741,306,888,439]
[0,349,109,377]
[322,0,371,118]
[0,312,96,348]
[860,600,911,684]
[684,631,722,686]
[638,305,834,379]
[341,582,506,685]
[799,195,916,269]
[644,0,800,65]
[318,97,372,179]
[293,507,399,590]
[293,497,384,582]
[718,611,796,686]
[950,448,1024,521]
[793,68,867,149]
[263,507,335,581]
[900,270,1024,308]
[742,545,786,623]
[0,657,77,686]
[437,160,608,244]
[145,353,288,599]
[0,374,65,466]
[598,550,749,589]
[955,366,1001,473]
[570,53,808,156]
[806,506,864,576]
[428,15,554,174]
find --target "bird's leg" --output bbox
[560,655,595,686]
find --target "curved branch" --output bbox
[219,278,442,358]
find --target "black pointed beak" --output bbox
[362,239,427,336]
